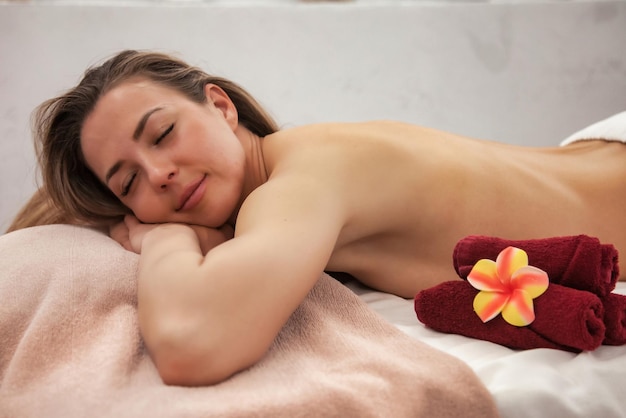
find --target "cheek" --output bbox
[224,139,247,171]
[221,149,247,190]
[125,192,166,224]
[200,137,246,175]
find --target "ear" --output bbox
[204,83,238,130]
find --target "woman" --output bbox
[10,50,626,386]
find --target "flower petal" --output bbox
[468,259,507,292]
[496,246,529,286]
[473,291,510,323]
[502,289,535,326]
[510,265,549,299]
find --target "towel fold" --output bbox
[453,235,619,298]
[602,293,626,345]
[414,280,605,352]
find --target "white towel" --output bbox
[561,111,626,146]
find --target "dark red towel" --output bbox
[414,280,605,352]
[602,293,626,345]
[453,235,619,298]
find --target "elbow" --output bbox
[155,349,230,387]
[142,318,269,387]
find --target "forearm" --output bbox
[137,223,208,333]
[134,215,336,386]
[136,224,268,386]
[140,223,204,266]
[137,224,219,384]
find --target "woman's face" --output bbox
[81,78,246,227]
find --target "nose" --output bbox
[160,172,175,190]
[145,160,177,191]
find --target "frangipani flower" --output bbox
[468,246,549,327]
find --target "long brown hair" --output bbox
[6,187,76,233]
[9,50,278,232]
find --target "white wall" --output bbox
[1,1,625,230]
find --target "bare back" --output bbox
[262,121,626,297]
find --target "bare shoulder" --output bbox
[261,121,452,172]
[237,125,369,234]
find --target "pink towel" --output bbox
[414,280,605,352]
[453,235,619,297]
[0,225,498,418]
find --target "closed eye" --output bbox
[155,123,174,145]
[119,123,174,197]
[121,172,136,197]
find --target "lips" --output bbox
[177,174,207,212]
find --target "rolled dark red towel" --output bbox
[453,235,619,298]
[414,280,606,352]
[602,293,626,345]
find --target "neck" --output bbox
[228,127,268,226]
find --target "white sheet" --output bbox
[351,281,626,418]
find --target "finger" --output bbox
[108,221,134,252]
[109,221,126,239]
[121,239,134,252]
[124,214,140,228]
[219,223,236,240]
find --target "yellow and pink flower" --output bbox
[467,246,549,327]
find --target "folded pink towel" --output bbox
[414,280,606,352]
[453,235,619,298]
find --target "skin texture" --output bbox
[81,79,626,385]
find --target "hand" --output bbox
[109,215,234,255]
[109,217,133,252]
[109,215,161,254]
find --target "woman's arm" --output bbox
[110,216,234,255]
[133,177,344,386]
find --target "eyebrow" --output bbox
[104,106,163,185]
[133,106,163,140]
[105,161,123,185]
